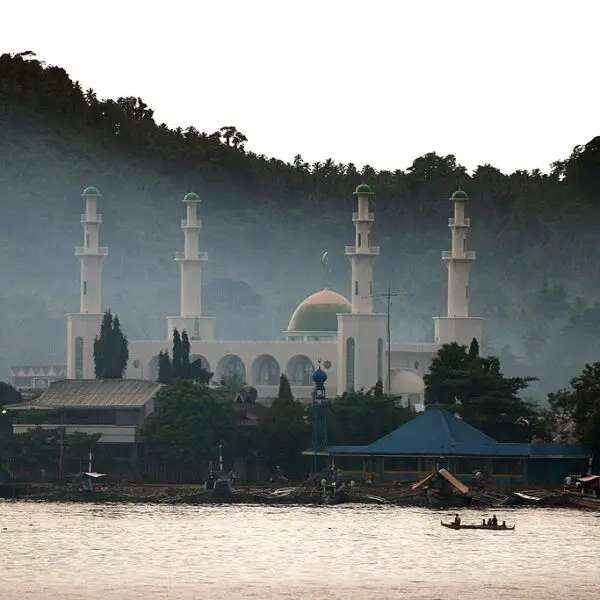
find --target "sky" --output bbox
[2,0,598,174]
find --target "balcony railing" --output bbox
[80,213,102,223]
[448,218,470,227]
[12,423,137,444]
[442,250,476,260]
[181,219,202,228]
[352,212,375,222]
[174,251,208,260]
[75,246,108,256]
[345,245,381,255]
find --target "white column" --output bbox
[345,184,380,313]
[167,192,215,341]
[67,186,107,379]
[176,192,207,317]
[76,187,107,314]
[444,190,475,317]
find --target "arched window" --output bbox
[377,337,384,383]
[75,337,84,379]
[346,337,355,392]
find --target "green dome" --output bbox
[287,288,351,332]
[81,186,101,197]
[183,192,201,202]
[353,183,374,195]
[451,190,469,200]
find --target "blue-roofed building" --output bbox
[304,404,589,485]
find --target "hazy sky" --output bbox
[3,0,597,174]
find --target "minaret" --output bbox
[345,183,380,313]
[166,192,215,341]
[337,184,387,394]
[433,189,483,346]
[77,186,107,313]
[66,186,108,379]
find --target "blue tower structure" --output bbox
[311,361,328,472]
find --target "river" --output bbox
[1,502,598,599]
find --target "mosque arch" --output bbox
[148,354,161,381]
[286,355,315,386]
[190,354,211,372]
[216,354,247,383]
[391,370,425,407]
[251,354,281,386]
[75,337,84,379]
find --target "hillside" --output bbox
[1,51,600,395]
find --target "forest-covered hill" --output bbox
[1,51,600,395]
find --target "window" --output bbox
[377,337,384,383]
[354,281,358,295]
[370,281,373,296]
[86,233,90,248]
[346,337,355,392]
[83,281,87,295]
[357,233,362,246]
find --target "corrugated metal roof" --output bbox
[20,379,163,408]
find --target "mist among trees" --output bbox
[1,51,600,397]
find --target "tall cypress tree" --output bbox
[157,350,173,384]
[93,310,129,379]
[277,374,294,402]
[112,314,129,378]
[181,330,191,379]
[172,328,183,379]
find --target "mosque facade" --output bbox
[64,184,483,407]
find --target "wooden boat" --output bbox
[441,520,515,531]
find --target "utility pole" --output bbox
[364,285,407,394]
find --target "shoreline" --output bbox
[3,482,598,510]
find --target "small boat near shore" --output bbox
[441,520,515,531]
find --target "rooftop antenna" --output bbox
[363,285,408,394]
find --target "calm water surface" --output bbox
[1,502,599,599]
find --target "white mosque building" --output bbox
[59,183,482,406]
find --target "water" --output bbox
[1,502,599,599]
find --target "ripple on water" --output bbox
[1,502,599,599]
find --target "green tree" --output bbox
[93,310,129,379]
[189,359,213,385]
[424,342,540,442]
[157,350,173,384]
[327,386,414,446]
[142,380,236,466]
[258,383,308,477]
[181,330,191,378]
[277,374,294,401]
[171,328,184,379]
[548,361,600,457]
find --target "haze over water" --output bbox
[2,502,599,599]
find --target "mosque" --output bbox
[57,183,482,406]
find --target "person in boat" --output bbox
[491,514,498,526]
[482,518,486,525]
[501,521,507,528]
[453,513,461,526]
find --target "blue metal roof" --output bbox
[318,405,590,459]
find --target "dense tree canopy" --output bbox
[424,340,542,442]
[1,52,600,397]
[326,386,414,446]
[548,361,600,457]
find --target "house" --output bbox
[304,403,589,485]
[6,379,162,458]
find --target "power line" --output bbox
[364,285,407,394]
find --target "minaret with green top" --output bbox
[345,183,380,313]
[433,189,483,346]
